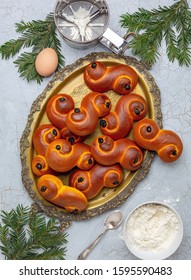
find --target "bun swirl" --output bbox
[100,93,148,139]
[66,91,111,136]
[37,174,88,212]
[45,139,94,172]
[91,135,143,171]
[32,155,56,177]
[46,93,74,129]
[133,118,183,162]
[69,164,124,200]
[84,61,138,95]
[32,124,61,155]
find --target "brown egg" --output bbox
[35,48,59,77]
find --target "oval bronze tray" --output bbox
[20,52,162,225]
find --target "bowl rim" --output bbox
[123,200,184,260]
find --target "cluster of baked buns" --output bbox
[32,61,183,213]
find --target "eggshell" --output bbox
[35,48,59,77]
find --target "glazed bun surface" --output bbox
[91,135,143,171]
[84,61,138,95]
[66,92,112,136]
[45,139,94,172]
[100,93,148,139]
[32,124,61,155]
[70,163,124,199]
[46,93,74,129]
[37,174,88,212]
[133,118,183,162]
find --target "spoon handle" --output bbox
[78,229,107,260]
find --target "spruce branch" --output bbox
[14,51,44,84]
[0,205,68,260]
[0,13,65,83]
[120,0,191,66]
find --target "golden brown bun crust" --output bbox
[84,61,138,95]
[37,174,88,212]
[32,124,61,155]
[32,155,56,177]
[100,93,148,139]
[46,93,74,129]
[69,163,124,199]
[133,118,183,162]
[45,139,94,172]
[66,92,112,136]
[91,135,143,171]
[60,127,85,145]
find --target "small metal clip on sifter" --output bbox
[54,0,136,55]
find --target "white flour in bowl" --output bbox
[124,203,180,253]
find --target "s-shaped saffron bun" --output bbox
[46,93,74,129]
[45,139,94,172]
[66,91,112,136]
[32,124,61,155]
[100,93,148,140]
[84,61,138,95]
[37,174,88,212]
[91,136,143,171]
[69,163,124,200]
[133,118,183,163]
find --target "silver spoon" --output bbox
[77,210,123,260]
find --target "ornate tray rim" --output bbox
[20,52,162,226]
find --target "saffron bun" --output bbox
[37,174,88,212]
[46,93,74,129]
[133,118,183,163]
[91,135,143,171]
[45,139,94,172]
[100,93,148,140]
[66,91,112,136]
[32,124,61,155]
[69,163,124,200]
[84,61,138,95]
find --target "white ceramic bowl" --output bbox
[123,201,183,260]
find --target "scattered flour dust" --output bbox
[125,203,180,253]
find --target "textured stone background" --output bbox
[0,0,191,260]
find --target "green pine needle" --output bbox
[14,52,44,84]
[120,0,191,67]
[0,38,26,59]
[0,13,65,83]
[0,205,68,260]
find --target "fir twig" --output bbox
[120,0,191,66]
[0,205,68,260]
[14,51,44,84]
[0,13,65,84]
